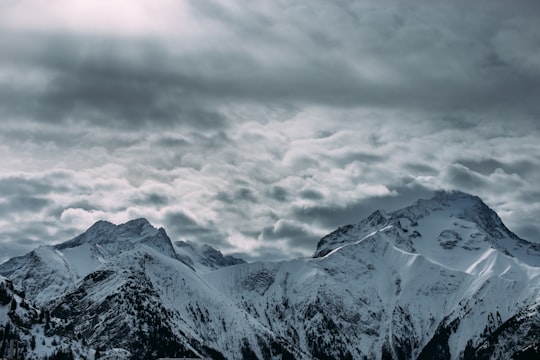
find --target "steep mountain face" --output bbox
[47,247,303,359]
[204,191,540,359]
[0,219,177,305]
[0,275,89,359]
[314,191,540,267]
[0,219,303,359]
[0,190,539,359]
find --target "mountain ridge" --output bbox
[314,190,540,267]
[0,190,539,359]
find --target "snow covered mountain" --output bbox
[205,191,540,359]
[0,219,302,359]
[173,240,245,274]
[1,191,539,359]
[0,219,175,305]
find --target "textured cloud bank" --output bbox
[1,0,539,262]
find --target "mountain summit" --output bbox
[0,218,235,304]
[314,190,540,267]
[0,191,539,359]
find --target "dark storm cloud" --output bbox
[164,211,229,249]
[267,186,289,202]
[235,188,257,203]
[445,164,489,190]
[0,173,73,196]
[404,163,439,176]
[46,200,102,219]
[65,200,99,212]
[0,173,86,220]
[0,126,90,149]
[0,220,77,263]
[516,192,540,203]
[216,188,258,204]
[0,196,52,213]
[132,193,169,207]
[516,225,540,243]
[1,0,539,133]
[0,238,40,263]
[0,32,229,131]
[329,151,386,168]
[260,220,320,252]
[1,0,540,262]
[292,183,435,229]
[154,136,190,148]
[180,0,540,119]
[456,158,536,177]
[299,189,324,201]
[292,203,364,230]
[0,217,90,262]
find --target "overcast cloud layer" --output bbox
[1,0,539,263]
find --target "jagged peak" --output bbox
[86,219,115,231]
[122,218,152,228]
[399,190,517,241]
[366,209,389,227]
[410,190,485,212]
[390,190,491,221]
[55,218,162,251]
[432,189,481,201]
[85,218,153,233]
[314,190,525,259]
[92,217,156,235]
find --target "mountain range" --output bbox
[0,190,539,359]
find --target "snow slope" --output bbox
[0,190,539,359]
[204,191,540,359]
[0,218,302,359]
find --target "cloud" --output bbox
[267,186,289,202]
[2,0,540,133]
[0,33,231,131]
[0,172,73,196]
[163,210,230,249]
[0,0,539,263]
[0,196,52,213]
[132,193,169,207]
[299,189,324,201]
[291,182,435,229]
[455,158,536,177]
[444,164,488,190]
[259,219,323,252]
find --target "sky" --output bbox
[1,0,539,263]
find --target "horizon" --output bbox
[0,189,524,264]
[1,0,539,263]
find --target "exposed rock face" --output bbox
[1,191,539,359]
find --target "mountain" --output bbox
[1,190,539,359]
[0,218,302,359]
[173,240,246,273]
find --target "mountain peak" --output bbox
[0,193,539,359]
[314,190,537,265]
[123,217,152,228]
[85,218,152,232]
[55,218,167,253]
[406,190,518,241]
[432,189,481,201]
[86,219,115,231]
[410,190,485,213]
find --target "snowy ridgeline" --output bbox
[0,190,539,359]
